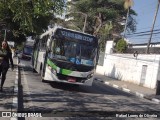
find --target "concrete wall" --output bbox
[105,41,114,54]
[96,41,160,89]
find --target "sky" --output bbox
[127,0,160,44]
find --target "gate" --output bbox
[140,65,147,85]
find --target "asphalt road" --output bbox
[18,59,160,120]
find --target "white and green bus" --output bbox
[32,27,99,86]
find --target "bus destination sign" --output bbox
[60,30,94,42]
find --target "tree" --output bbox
[66,0,136,34]
[65,0,137,51]
[116,39,127,53]
[123,0,134,38]
[98,21,113,52]
[124,0,134,9]
[0,0,65,43]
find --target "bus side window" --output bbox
[39,36,48,51]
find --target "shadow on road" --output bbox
[17,65,160,119]
[47,80,133,96]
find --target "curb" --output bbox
[103,81,160,104]
[10,58,19,120]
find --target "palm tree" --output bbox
[123,0,134,38]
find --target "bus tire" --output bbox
[32,68,36,73]
[41,72,45,82]
[40,65,44,82]
[41,78,44,82]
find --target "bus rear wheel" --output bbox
[32,68,36,73]
[40,67,44,82]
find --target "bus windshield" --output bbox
[50,39,97,66]
[23,47,33,55]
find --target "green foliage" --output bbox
[116,39,127,53]
[66,0,137,52]
[68,0,136,33]
[0,0,65,41]
[16,43,24,50]
[99,21,113,52]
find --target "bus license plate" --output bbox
[68,78,76,83]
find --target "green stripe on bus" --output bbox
[60,69,72,75]
[47,59,57,70]
[47,58,72,75]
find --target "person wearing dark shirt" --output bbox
[0,41,14,92]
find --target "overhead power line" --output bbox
[135,25,160,31]
[127,36,160,39]
[127,31,160,38]
[126,29,160,36]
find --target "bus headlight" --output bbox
[87,73,94,79]
[51,69,57,75]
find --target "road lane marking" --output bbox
[135,92,144,98]
[105,81,110,85]
[12,97,18,108]
[122,88,130,93]
[113,84,119,89]
[11,59,19,120]
[152,98,160,104]
[105,97,117,103]
[22,67,38,120]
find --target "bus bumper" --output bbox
[44,67,93,86]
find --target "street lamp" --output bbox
[4,29,7,41]
[2,28,10,41]
[0,22,10,41]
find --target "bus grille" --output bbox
[57,73,87,83]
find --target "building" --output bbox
[96,41,160,89]
[127,42,160,54]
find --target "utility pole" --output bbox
[155,0,160,95]
[146,0,160,54]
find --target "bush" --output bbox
[116,39,127,53]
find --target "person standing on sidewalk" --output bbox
[0,40,14,92]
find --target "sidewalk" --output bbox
[94,73,160,104]
[0,58,18,119]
